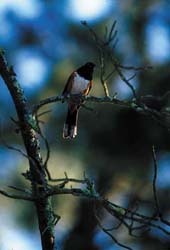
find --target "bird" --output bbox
[62,62,96,139]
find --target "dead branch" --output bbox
[151,145,161,217]
[0,189,34,201]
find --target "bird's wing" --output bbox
[62,72,76,96]
[83,80,93,95]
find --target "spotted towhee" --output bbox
[62,62,96,139]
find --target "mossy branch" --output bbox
[0,50,55,250]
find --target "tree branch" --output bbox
[0,50,55,250]
[151,145,161,217]
[0,189,34,201]
[33,94,132,113]
[94,206,133,250]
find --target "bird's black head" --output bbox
[77,62,96,80]
[85,62,96,69]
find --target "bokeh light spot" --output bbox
[15,50,50,89]
[146,24,170,64]
[0,0,42,19]
[68,0,113,21]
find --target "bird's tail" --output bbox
[63,105,79,139]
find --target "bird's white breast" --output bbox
[71,72,89,94]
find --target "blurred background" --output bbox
[0,0,170,249]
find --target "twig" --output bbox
[46,176,170,237]
[102,199,170,235]
[1,139,45,182]
[151,145,161,217]
[99,48,110,97]
[81,20,142,100]
[8,185,32,194]
[94,206,133,250]
[0,189,34,201]
[81,20,111,97]
[3,142,28,159]
[40,132,51,178]
[104,69,116,81]
[49,177,87,184]
[37,110,52,118]
[32,95,63,113]
[112,56,137,99]
[105,20,117,45]
[117,64,153,71]
[33,110,52,180]
[127,73,137,82]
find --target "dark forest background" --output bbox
[0,1,170,249]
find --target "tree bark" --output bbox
[0,50,55,250]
